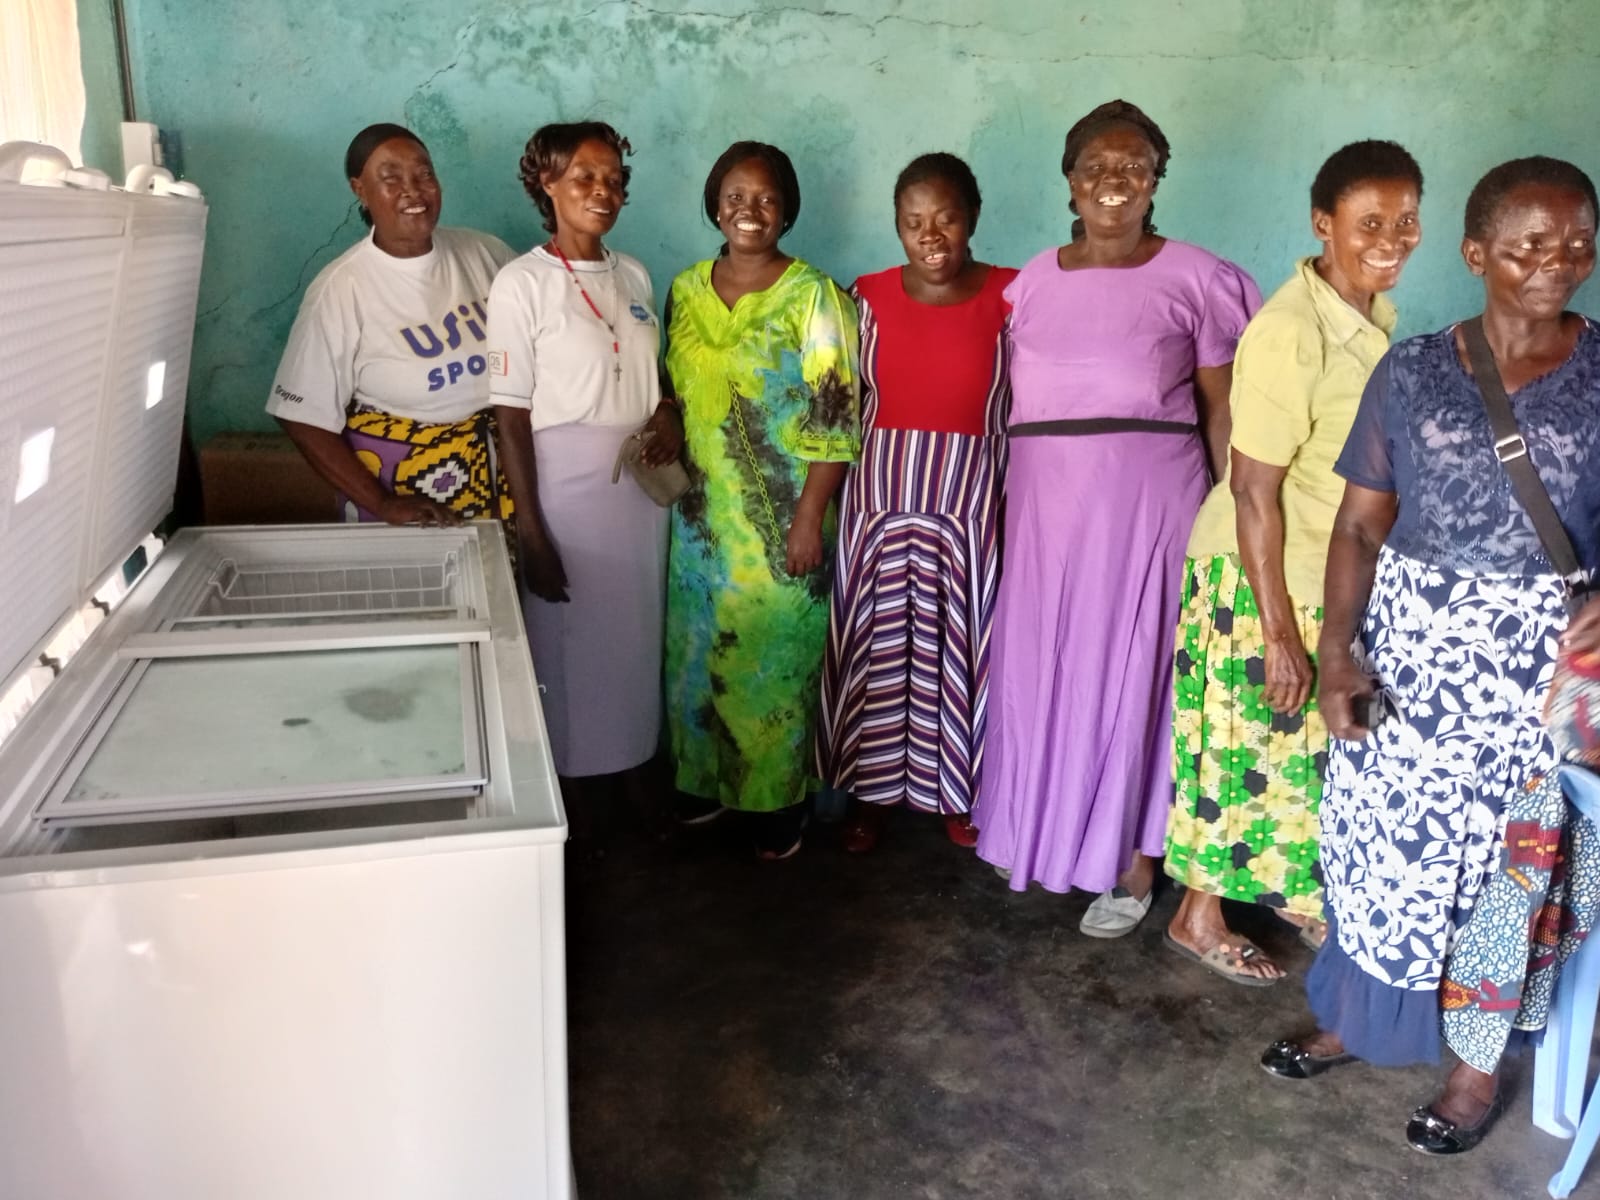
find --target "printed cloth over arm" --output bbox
[1443,646,1600,1072]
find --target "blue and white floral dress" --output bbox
[1307,319,1600,1067]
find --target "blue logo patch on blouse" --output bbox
[629,303,654,324]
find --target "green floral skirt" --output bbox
[1166,553,1327,918]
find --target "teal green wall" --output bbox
[76,0,124,176]
[105,0,1600,444]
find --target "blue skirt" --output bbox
[1309,548,1564,1066]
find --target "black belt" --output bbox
[1008,418,1198,437]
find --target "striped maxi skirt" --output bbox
[817,425,1003,814]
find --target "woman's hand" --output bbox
[376,493,461,527]
[639,402,684,466]
[521,535,569,603]
[1318,642,1377,740]
[1561,600,1600,657]
[786,509,824,576]
[1262,629,1314,715]
[786,462,847,577]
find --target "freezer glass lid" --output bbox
[30,529,495,828]
[55,646,483,817]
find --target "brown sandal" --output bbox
[1163,930,1282,987]
[1276,912,1328,952]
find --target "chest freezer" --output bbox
[0,145,573,1199]
[0,523,573,1200]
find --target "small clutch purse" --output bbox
[611,427,690,507]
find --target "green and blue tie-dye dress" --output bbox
[664,258,860,812]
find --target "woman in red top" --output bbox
[818,153,1017,851]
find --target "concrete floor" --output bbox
[566,804,1581,1200]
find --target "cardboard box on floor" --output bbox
[199,431,338,524]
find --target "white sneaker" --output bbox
[1079,886,1153,938]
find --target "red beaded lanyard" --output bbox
[550,242,622,383]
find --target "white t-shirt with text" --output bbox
[267,226,516,431]
[486,245,661,430]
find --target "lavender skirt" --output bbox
[523,422,668,777]
[975,430,1208,893]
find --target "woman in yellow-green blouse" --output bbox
[1163,141,1425,985]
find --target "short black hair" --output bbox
[344,123,427,227]
[1309,140,1424,214]
[894,152,983,230]
[1464,155,1599,240]
[518,121,633,234]
[702,141,801,236]
[1060,99,1170,236]
[1061,99,1171,181]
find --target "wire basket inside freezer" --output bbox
[194,552,466,617]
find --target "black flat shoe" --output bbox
[1405,1092,1504,1156]
[1260,1038,1356,1080]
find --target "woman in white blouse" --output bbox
[489,121,682,825]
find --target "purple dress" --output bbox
[974,241,1260,893]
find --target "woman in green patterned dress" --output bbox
[1164,142,1424,983]
[665,141,860,859]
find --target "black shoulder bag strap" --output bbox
[1461,315,1592,614]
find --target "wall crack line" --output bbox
[248,204,362,323]
[404,14,482,108]
[570,2,990,35]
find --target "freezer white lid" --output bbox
[42,643,488,822]
[0,143,207,698]
[0,523,566,887]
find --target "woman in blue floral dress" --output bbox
[1260,157,1600,1155]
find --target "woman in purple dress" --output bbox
[974,100,1260,933]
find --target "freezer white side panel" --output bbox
[0,179,207,694]
[0,212,123,689]
[0,844,573,1200]
[82,206,207,588]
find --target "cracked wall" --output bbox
[103,0,1600,442]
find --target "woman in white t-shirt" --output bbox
[267,123,515,525]
[488,122,682,814]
